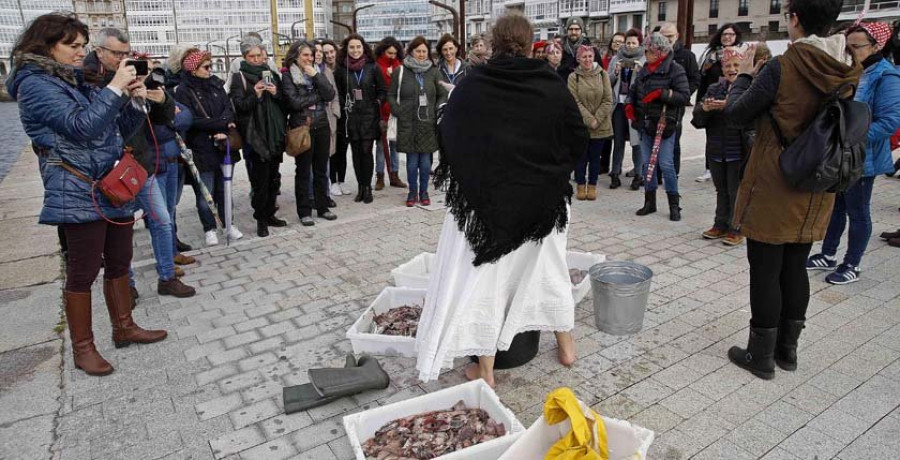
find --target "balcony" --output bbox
[589,0,610,17]
[608,0,645,14]
[504,0,525,6]
[560,0,589,18]
[838,0,900,20]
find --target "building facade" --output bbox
[648,0,786,40]
[0,0,75,75]
[356,0,438,44]
[73,0,127,44]
[331,0,353,43]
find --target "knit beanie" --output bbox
[644,32,673,55]
[565,17,585,31]
[182,50,211,72]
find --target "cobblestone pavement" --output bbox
[11,118,900,459]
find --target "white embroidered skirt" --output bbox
[415,209,575,382]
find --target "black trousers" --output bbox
[246,153,281,221]
[747,239,813,328]
[62,220,133,292]
[295,125,332,217]
[350,138,375,190]
[600,135,612,173]
[709,159,741,231]
[330,118,348,183]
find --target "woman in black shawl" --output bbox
[415,15,590,386]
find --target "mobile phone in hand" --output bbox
[262,70,272,86]
[125,59,149,76]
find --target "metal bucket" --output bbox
[590,261,653,335]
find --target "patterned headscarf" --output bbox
[182,50,211,72]
[856,22,893,50]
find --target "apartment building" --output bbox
[332,0,353,43]
[73,0,127,44]
[356,0,437,43]
[471,0,644,43]
[0,0,75,75]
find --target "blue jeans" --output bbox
[640,133,678,194]
[135,174,175,281]
[406,152,432,197]
[376,137,400,174]
[575,139,606,185]
[822,176,875,267]
[197,170,226,232]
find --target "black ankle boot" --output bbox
[667,193,682,221]
[775,319,805,371]
[728,327,777,380]
[630,176,643,190]
[610,174,621,189]
[354,187,364,203]
[362,186,373,204]
[257,220,269,237]
[636,191,656,216]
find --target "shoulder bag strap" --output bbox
[59,161,94,184]
[187,88,211,118]
[396,65,404,106]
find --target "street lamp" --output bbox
[428,0,459,39]
[291,20,304,40]
[225,34,243,60]
[353,4,375,32]
[331,20,352,35]
[208,43,229,71]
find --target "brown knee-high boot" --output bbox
[103,275,167,349]
[65,291,114,376]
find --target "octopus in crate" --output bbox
[569,268,588,285]
[371,304,423,337]
[361,400,507,459]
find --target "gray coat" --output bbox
[387,64,449,154]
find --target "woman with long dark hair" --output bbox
[415,15,589,386]
[282,41,338,226]
[7,13,166,376]
[603,33,625,71]
[374,36,406,190]
[335,33,387,204]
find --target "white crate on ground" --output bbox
[390,252,436,289]
[567,251,607,304]
[499,411,654,459]
[343,379,525,460]
[346,286,425,358]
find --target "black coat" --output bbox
[174,74,237,171]
[630,53,690,137]
[672,42,700,99]
[334,62,387,141]
[231,69,286,161]
[691,81,744,162]
[281,70,335,130]
[230,69,282,134]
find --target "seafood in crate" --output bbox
[370,304,423,337]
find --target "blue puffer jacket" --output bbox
[856,57,900,177]
[6,57,144,224]
[151,101,193,161]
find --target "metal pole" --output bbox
[304,0,314,39]
[459,0,466,48]
[428,1,459,39]
[172,0,179,43]
[269,0,283,63]
[353,4,375,33]
[676,0,694,47]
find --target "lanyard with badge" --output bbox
[353,69,364,101]
[442,63,458,85]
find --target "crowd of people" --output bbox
[7,4,900,385]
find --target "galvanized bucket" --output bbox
[590,261,653,335]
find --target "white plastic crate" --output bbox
[343,379,525,460]
[499,407,654,459]
[390,252,436,289]
[345,287,425,358]
[567,251,607,304]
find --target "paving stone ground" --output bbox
[5,117,900,460]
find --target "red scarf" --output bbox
[645,53,668,73]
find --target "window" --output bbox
[709,0,719,18]
[617,14,628,33]
[768,0,783,15]
[632,13,643,30]
[738,0,749,16]
[657,1,666,21]
[708,24,718,36]
[769,20,780,33]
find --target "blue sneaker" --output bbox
[806,253,837,271]
[826,264,860,285]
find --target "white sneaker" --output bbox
[339,182,354,196]
[695,170,711,182]
[227,226,244,240]
[331,183,342,196]
[205,230,219,246]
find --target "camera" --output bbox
[125,59,149,76]
[144,68,166,90]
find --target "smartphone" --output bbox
[125,59,149,76]
[262,70,272,86]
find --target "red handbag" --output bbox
[61,148,148,221]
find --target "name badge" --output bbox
[353,89,363,101]
[419,95,428,107]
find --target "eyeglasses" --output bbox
[784,12,794,22]
[98,46,131,58]
[848,43,873,50]
[721,32,736,37]
[568,27,581,31]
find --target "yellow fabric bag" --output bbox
[544,387,609,460]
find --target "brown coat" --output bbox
[727,41,862,244]
[568,63,614,139]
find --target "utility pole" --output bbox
[269,0,283,63]
[428,0,459,39]
[676,0,694,47]
[304,0,314,39]
[459,0,465,45]
[353,4,374,33]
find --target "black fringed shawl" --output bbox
[434,56,590,266]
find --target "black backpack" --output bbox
[771,82,870,193]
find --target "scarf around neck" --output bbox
[346,55,366,72]
[617,46,644,61]
[239,60,268,78]
[290,64,311,87]
[404,55,433,74]
[19,53,80,86]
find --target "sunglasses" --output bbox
[200,64,212,70]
